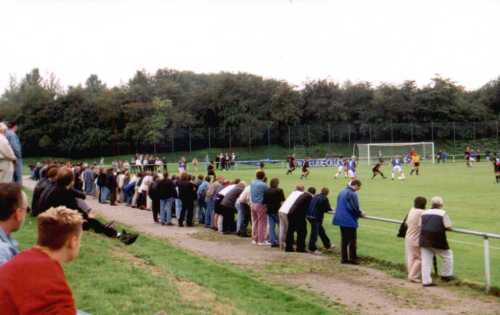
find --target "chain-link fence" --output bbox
[108,121,500,158]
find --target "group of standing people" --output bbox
[0,121,22,185]
[215,152,236,170]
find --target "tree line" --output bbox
[0,68,499,157]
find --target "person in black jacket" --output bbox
[157,172,177,225]
[31,165,58,216]
[264,178,285,247]
[96,168,107,203]
[105,168,117,206]
[219,182,245,234]
[149,175,161,223]
[306,187,333,253]
[177,172,197,227]
[286,187,315,252]
[37,167,138,245]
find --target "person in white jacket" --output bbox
[278,185,305,250]
[0,123,16,183]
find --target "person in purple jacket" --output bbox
[332,180,365,264]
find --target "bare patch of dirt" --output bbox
[110,249,239,315]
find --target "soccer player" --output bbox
[410,153,421,176]
[465,146,472,167]
[286,155,297,175]
[391,156,405,180]
[300,158,310,180]
[371,159,386,179]
[343,158,349,178]
[178,157,187,173]
[334,156,346,179]
[347,156,357,179]
[493,155,500,184]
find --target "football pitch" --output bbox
[207,161,500,288]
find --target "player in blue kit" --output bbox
[391,156,405,180]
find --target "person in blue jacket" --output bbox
[332,179,365,264]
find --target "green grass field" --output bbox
[199,161,500,289]
[18,158,500,314]
[17,192,343,315]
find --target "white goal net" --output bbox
[355,142,435,165]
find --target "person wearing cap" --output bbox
[420,196,454,287]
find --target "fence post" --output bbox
[410,123,414,142]
[267,125,271,149]
[248,126,251,151]
[348,124,352,145]
[453,122,457,156]
[369,124,372,143]
[171,129,174,153]
[484,236,491,293]
[288,125,291,153]
[431,121,434,142]
[328,123,332,148]
[307,125,311,147]
[208,127,211,151]
[390,122,394,143]
[188,127,192,153]
[496,120,499,153]
[229,127,232,151]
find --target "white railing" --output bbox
[363,215,500,293]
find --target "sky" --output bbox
[1,0,499,92]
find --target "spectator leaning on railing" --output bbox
[420,196,454,287]
[332,179,365,265]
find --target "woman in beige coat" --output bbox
[404,196,427,282]
[0,123,16,183]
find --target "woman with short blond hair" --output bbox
[0,123,16,183]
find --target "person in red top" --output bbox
[0,206,85,314]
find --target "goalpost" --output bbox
[355,142,435,165]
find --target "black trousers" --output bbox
[179,201,194,226]
[152,199,160,222]
[286,214,307,252]
[83,217,117,238]
[340,227,357,262]
[307,218,331,252]
[238,203,251,236]
[221,205,236,233]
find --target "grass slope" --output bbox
[17,191,343,315]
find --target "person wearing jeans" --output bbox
[332,180,364,264]
[306,187,333,253]
[157,173,177,225]
[264,178,285,247]
[197,176,210,224]
[250,171,268,245]
[236,183,251,236]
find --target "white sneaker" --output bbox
[263,241,272,246]
[251,240,257,245]
[257,242,267,246]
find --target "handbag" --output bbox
[397,215,408,238]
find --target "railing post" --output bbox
[484,236,491,293]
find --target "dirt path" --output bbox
[25,179,500,315]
